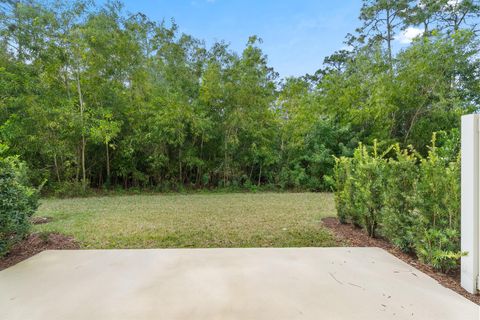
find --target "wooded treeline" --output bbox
[0,0,479,194]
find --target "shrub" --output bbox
[335,141,389,236]
[413,135,461,271]
[334,132,461,271]
[334,157,352,224]
[0,156,39,256]
[351,142,388,237]
[50,181,92,198]
[415,228,462,272]
[381,145,418,252]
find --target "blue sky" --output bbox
[116,0,363,78]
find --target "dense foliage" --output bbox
[334,133,461,271]
[1,1,478,194]
[0,145,38,256]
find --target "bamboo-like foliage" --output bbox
[334,132,461,271]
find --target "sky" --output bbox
[116,0,416,78]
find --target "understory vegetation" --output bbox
[0,146,38,256]
[334,132,461,271]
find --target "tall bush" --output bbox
[334,157,355,224]
[351,142,388,237]
[0,155,39,256]
[334,133,461,271]
[381,145,418,252]
[414,135,461,271]
[335,141,390,236]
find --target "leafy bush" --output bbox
[334,133,461,271]
[381,145,418,252]
[0,155,39,256]
[333,157,352,224]
[413,134,461,271]
[351,142,388,237]
[334,141,389,235]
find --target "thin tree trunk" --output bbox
[75,146,80,182]
[75,70,87,191]
[423,21,429,34]
[53,153,61,183]
[178,148,182,184]
[64,69,71,100]
[224,130,228,186]
[386,5,393,69]
[105,142,110,185]
[249,162,255,181]
[257,163,262,186]
[196,136,204,186]
[404,107,422,143]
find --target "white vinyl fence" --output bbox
[461,114,480,294]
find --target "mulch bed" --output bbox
[322,217,480,305]
[0,233,79,271]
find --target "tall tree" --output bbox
[356,0,411,65]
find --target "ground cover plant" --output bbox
[33,193,338,249]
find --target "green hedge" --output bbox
[0,155,39,256]
[334,133,461,272]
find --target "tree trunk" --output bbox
[53,153,61,183]
[105,142,110,185]
[75,146,80,182]
[386,4,393,68]
[224,130,228,186]
[75,70,87,191]
[178,148,182,184]
[404,107,422,143]
[257,163,262,187]
[249,162,255,181]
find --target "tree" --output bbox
[356,0,411,65]
[437,0,480,33]
[0,0,478,194]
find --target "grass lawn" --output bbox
[34,192,338,249]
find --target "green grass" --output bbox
[34,192,338,249]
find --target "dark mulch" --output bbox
[0,233,79,271]
[322,217,480,305]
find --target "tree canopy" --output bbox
[0,0,479,194]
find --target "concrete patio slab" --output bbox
[0,247,478,320]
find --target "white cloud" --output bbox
[397,27,423,44]
[447,0,461,7]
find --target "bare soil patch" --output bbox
[0,233,79,271]
[322,217,480,305]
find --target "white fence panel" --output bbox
[461,114,480,294]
